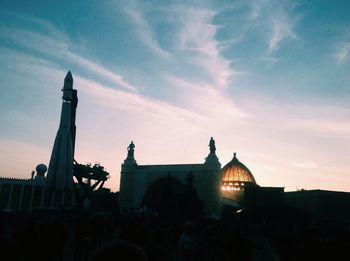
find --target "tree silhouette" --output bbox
[142,176,182,221]
[178,172,203,221]
[158,177,178,220]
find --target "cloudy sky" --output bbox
[0,0,349,192]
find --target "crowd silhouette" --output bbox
[1,188,350,261]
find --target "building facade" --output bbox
[0,164,46,212]
[119,139,222,216]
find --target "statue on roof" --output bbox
[127,141,135,158]
[209,137,216,153]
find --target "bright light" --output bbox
[221,186,226,191]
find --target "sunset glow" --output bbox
[0,0,349,192]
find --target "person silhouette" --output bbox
[90,240,147,261]
[177,221,197,261]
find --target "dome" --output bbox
[36,164,47,176]
[221,153,256,191]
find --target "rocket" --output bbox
[46,71,76,206]
[71,88,78,158]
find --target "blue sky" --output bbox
[0,0,349,192]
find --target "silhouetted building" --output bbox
[0,164,46,212]
[244,186,285,208]
[285,189,350,226]
[118,138,286,217]
[119,138,222,216]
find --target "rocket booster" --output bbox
[46,71,76,191]
[71,94,78,158]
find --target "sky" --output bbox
[0,0,349,192]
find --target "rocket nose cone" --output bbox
[65,71,73,82]
[63,71,73,91]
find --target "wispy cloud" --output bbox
[0,12,247,137]
[293,161,317,169]
[248,0,299,53]
[295,119,350,137]
[166,75,247,121]
[0,22,136,91]
[176,7,240,89]
[122,3,241,89]
[119,2,246,92]
[268,12,296,52]
[249,0,262,22]
[214,0,300,66]
[65,52,136,91]
[122,0,170,58]
[260,55,279,64]
[334,42,350,63]
[76,75,205,123]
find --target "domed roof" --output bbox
[36,164,47,176]
[221,153,256,184]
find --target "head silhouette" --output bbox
[90,240,147,261]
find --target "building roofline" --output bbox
[285,189,350,194]
[138,163,203,168]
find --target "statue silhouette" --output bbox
[209,137,216,153]
[127,141,135,158]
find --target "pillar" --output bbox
[18,184,24,211]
